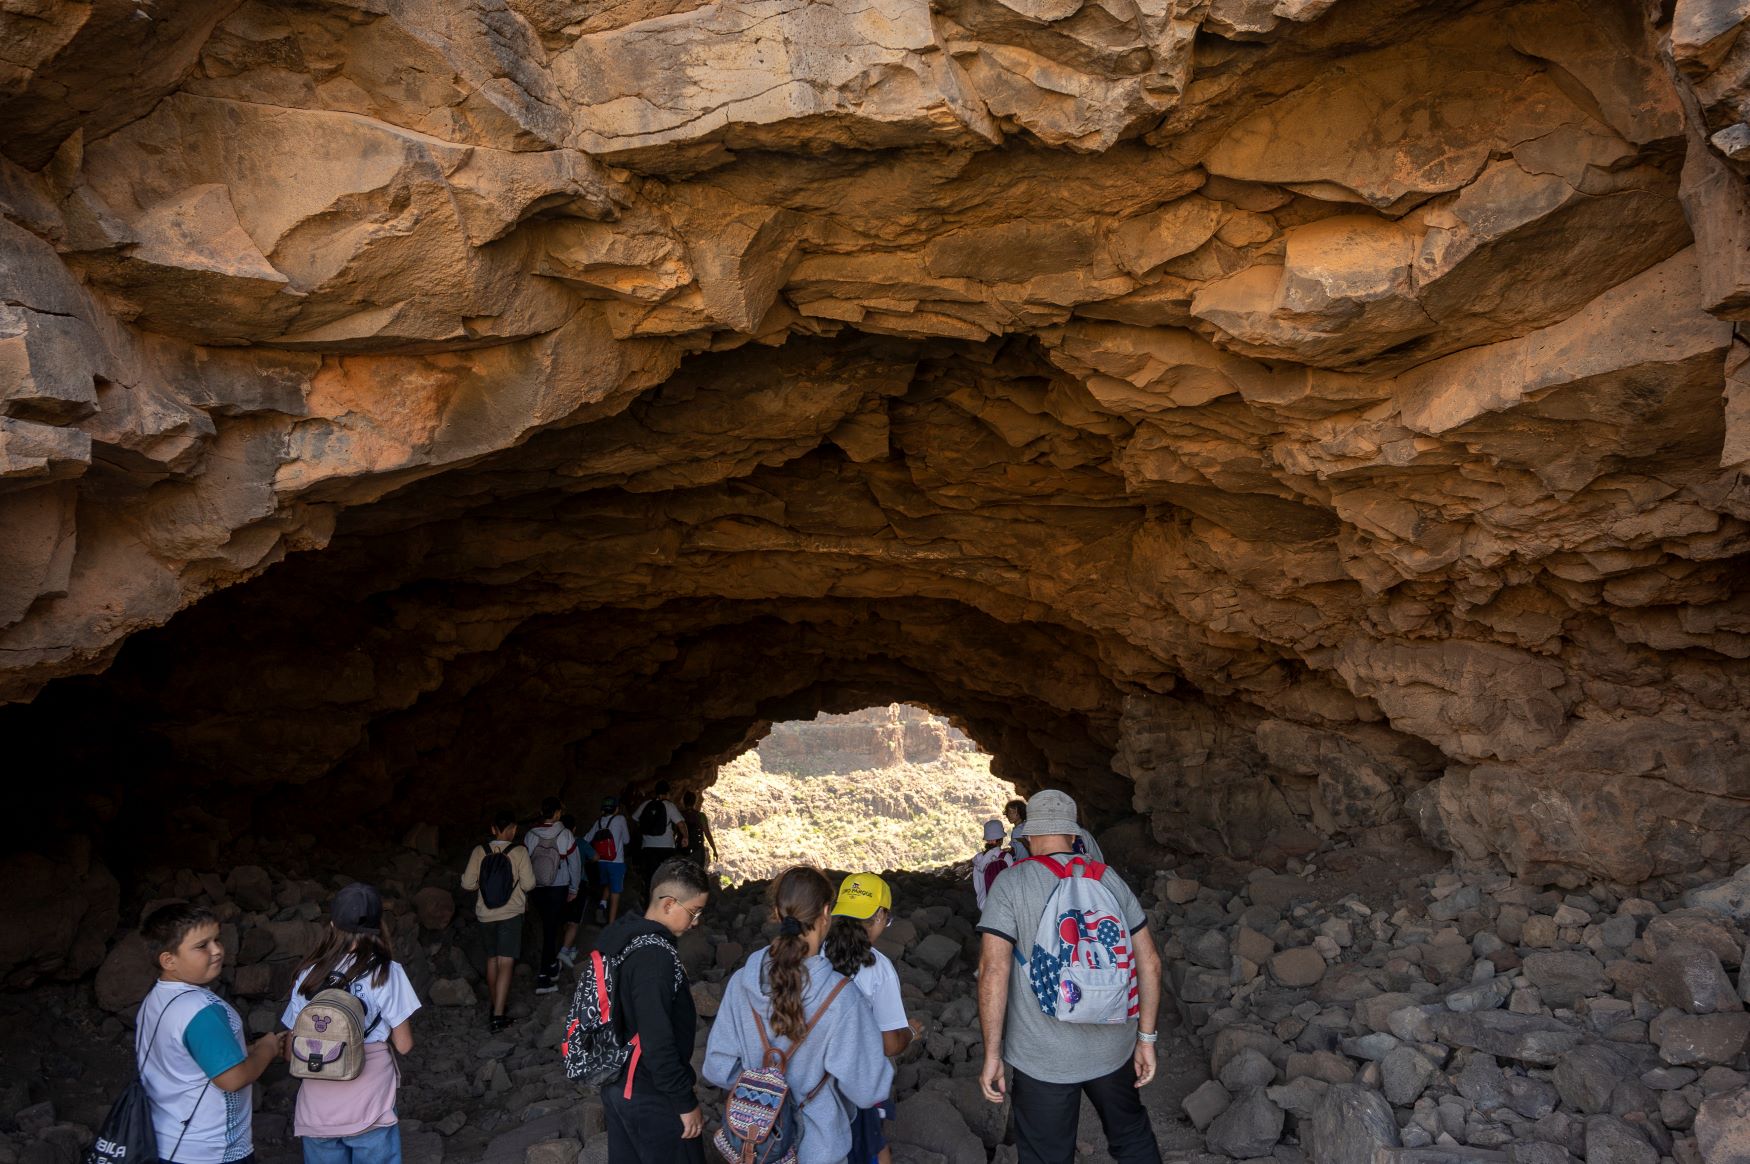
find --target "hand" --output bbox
[252,1032,283,1062]
[679,1107,704,1139]
[979,1055,1006,1104]
[567,891,578,903]
[908,1017,925,1038]
[1133,1040,1156,1088]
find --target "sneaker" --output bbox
[557,948,577,968]
[489,1015,509,1033]
[534,978,558,995]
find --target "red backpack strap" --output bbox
[1026,854,1107,880]
[1025,854,1070,878]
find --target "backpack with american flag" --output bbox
[1020,855,1139,1025]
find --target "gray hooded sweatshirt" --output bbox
[703,947,893,1164]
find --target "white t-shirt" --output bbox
[282,957,421,1043]
[137,980,252,1164]
[851,949,908,1033]
[636,799,686,849]
[588,814,632,863]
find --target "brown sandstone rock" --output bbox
[0,0,1746,922]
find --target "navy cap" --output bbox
[332,882,382,935]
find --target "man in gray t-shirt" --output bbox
[976,789,1163,1164]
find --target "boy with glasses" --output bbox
[593,857,711,1163]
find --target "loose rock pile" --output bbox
[1154,857,1750,1163]
[5,836,1748,1164]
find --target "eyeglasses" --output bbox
[663,896,705,923]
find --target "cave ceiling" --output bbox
[2,0,1749,885]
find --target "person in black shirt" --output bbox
[595,857,711,1163]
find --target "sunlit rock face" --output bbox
[2,0,1748,891]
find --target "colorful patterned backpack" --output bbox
[561,933,683,1087]
[712,977,850,1164]
[289,976,379,1080]
[1020,855,1138,1024]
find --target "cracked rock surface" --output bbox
[2,0,1750,928]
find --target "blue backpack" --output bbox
[712,977,850,1164]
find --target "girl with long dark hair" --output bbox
[282,883,420,1164]
[824,873,925,1164]
[703,866,892,1163]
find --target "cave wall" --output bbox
[3,0,1750,975]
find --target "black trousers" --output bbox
[1011,1059,1161,1164]
[601,1082,705,1164]
[528,885,569,978]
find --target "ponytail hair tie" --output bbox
[778,916,803,937]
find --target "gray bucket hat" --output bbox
[1013,789,1079,839]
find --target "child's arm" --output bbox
[194,1009,282,1093]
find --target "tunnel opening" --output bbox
[701,702,1020,883]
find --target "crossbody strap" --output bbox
[141,989,219,1162]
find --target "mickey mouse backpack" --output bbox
[289,976,379,1080]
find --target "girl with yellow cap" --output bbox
[824,873,926,1164]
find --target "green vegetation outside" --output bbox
[703,749,1016,883]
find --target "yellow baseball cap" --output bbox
[832,872,893,919]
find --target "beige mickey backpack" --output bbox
[289,976,378,1080]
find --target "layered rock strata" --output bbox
[1,0,1748,890]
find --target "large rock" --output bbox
[1695,1086,1750,1163]
[1309,1083,1401,1164]
[1204,1088,1285,1159]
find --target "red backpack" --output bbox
[980,849,1013,897]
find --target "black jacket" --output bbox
[596,914,696,1112]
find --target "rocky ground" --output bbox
[1,834,1747,1164]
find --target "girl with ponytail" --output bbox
[704,866,892,1163]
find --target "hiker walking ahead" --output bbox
[594,857,712,1164]
[632,783,687,892]
[586,796,632,926]
[282,883,419,1164]
[680,791,717,871]
[526,797,581,995]
[977,789,1164,1164]
[824,873,925,1164]
[972,818,1013,911]
[137,903,284,1164]
[703,866,891,1164]
[461,810,535,1032]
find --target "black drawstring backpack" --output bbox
[85,990,212,1164]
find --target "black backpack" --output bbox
[87,990,209,1164]
[478,846,515,910]
[637,800,670,838]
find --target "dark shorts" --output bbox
[848,1098,891,1164]
[480,916,521,959]
[598,861,627,893]
[564,892,587,924]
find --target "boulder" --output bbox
[1649,944,1744,1015]
[1694,1085,1750,1163]
[414,887,456,931]
[1431,1011,1582,1066]
[1183,1079,1232,1131]
[1270,946,1327,988]
[1523,952,1607,1009]
[890,1093,983,1164]
[225,866,275,913]
[1204,1087,1284,1158]
[1651,1011,1750,1066]
[1309,1083,1401,1164]
[94,933,158,1013]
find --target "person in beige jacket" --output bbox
[461,810,536,1032]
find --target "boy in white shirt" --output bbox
[137,904,284,1164]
